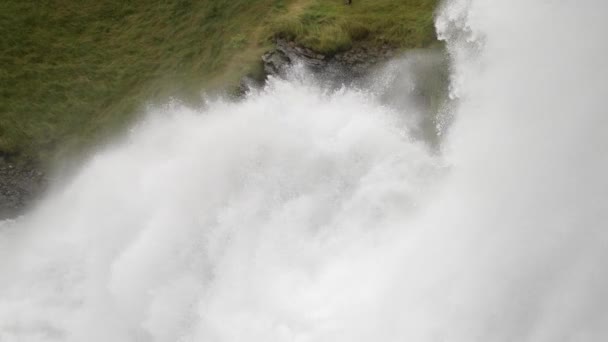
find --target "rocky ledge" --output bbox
[262,39,396,80]
[0,159,46,219]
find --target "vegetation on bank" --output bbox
[1,0,439,166]
[273,0,438,54]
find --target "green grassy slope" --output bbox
[273,0,438,54]
[0,0,438,166]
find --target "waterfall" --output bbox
[1,1,607,341]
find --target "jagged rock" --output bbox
[275,39,326,69]
[237,75,265,95]
[0,160,46,219]
[261,38,396,80]
[262,49,291,77]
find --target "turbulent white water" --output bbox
[2,0,608,341]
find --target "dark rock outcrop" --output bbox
[262,38,396,80]
[0,159,46,219]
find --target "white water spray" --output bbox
[2,1,608,341]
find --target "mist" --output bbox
[1,0,608,341]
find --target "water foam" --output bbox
[0,74,444,341]
[2,0,608,341]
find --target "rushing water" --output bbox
[2,1,608,341]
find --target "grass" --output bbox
[271,0,439,54]
[0,0,439,167]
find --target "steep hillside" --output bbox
[1,0,439,167]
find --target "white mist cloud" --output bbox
[1,1,607,341]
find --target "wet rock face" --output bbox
[0,159,46,219]
[333,44,395,75]
[261,48,291,76]
[262,38,396,80]
[262,39,326,77]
